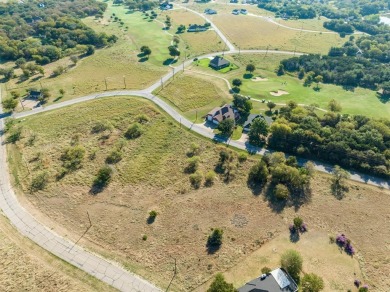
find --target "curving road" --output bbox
[0,6,387,292]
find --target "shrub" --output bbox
[238,152,248,163]
[6,127,22,143]
[358,285,368,292]
[280,249,303,282]
[125,123,143,139]
[61,146,86,171]
[274,183,289,199]
[207,228,223,247]
[205,170,216,186]
[91,121,112,133]
[188,142,200,156]
[149,210,158,218]
[301,273,325,292]
[106,150,122,164]
[30,172,48,192]
[142,235,148,241]
[135,114,150,124]
[93,166,113,187]
[189,171,203,189]
[261,267,271,274]
[354,279,361,287]
[293,217,303,230]
[2,98,18,112]
[335,233,355,255]
[185,156,200,173]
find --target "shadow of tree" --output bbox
[331,181,349,200]
[377,92,389,104]
[138,57,148,62]
[243,73,253,79]
[147,216,156,224]
[289,230,300,243]
[163,58,177,66]
[206,243,221,255]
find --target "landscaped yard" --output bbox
[8,97,390,291]
[196,58,239,73]
[211,14,345,53]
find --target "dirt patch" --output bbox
[251,77,268,82]
[270,90,289,96]
[21,98,40,110]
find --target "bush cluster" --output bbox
[335,234,355,255]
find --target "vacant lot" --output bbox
[0,214,113,292]
[157,71,231,120]
[158,9,225,57]
[211,14,344,53]
[7,97,390,291]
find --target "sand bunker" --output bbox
[251,77,268,82]
[270,90,289,96]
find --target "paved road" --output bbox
[0,95,161,292]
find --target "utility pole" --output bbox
[20,99,24,110]
[172,67,175,80]
[70,212,93,251]
[123,76,126,88]
[195,110,198,122]
[161,78,164,89]
[165,257,177,292]
[104,78,108,91]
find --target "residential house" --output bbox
[160,2,173,10]
[209,56,230,70]
[28,90,42,100]
[206,104,236,125]
[242,114,273,132]
[238,268,298,292]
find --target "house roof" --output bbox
[207,104,234,123]
[243,114,261,129]
[210,56,230,68]
[238,268,298,292]
[29,90,42,96]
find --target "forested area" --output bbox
[257,0,390,35]
[0,0,117,63]
[268,103,390,178]
[279,34,390,93]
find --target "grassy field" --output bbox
[210,14,344,53]
[7,97,390,291]
[157,9,225,57]
[0,214,114,291]
[157,71,231,120]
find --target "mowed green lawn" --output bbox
[189,53,390,118]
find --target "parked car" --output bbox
[240,9,248,14]
[232,9,239,15]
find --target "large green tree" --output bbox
[207,274,237,292]
[280,249,303,281]
[248,118,269,146]
[217,119,235,137]
[233,94,252,115]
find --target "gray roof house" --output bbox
[209,56,230,70]
[243,114,273,132]
[206,104,235,125]
[28,90,42,99]
[238,268,298,292]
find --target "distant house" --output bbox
[28,90,42,100]
[206,104,236,125]
[209,56,230,70]
[204,8,217,15]
[243,114,273,132]
[238,268,298,292]
[160,2,173,10]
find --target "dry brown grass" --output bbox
[211,14,345,53]
[8,97,390,291]
[0,214,114,292]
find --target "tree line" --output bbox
[0,0,117,64]
[268,102,390,178]
[279,34,390,95]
